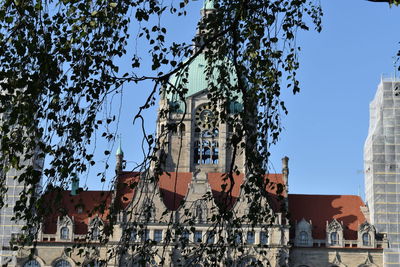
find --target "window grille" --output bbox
[193,129,219,165]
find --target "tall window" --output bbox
[246,232,255,244]
[195,204,204,223]
[141,229,150,242]
[362,233,371,246]
[299,231,308,245]
[260,231,268,245]
[193,129,219,165]
[92,227,100,241]
[182,230,190,244]
[330,232,338,245]
[54,260,71,267]
[60,227,69,240]
[194,231,202,243]
[234,232,242,245]
[24,260,40,267]
[154,229,163,243]
[207,231,215,244]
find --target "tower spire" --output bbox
[194,0,216,53]
[115,137,124,174]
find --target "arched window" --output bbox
[212,141,219,164]
[228,101,243,114]
[330,232,338,245]
[362,233,371,246]
[60,227,69,240]
[54,260,71,267]
[92,227,100,241]
[202,140,211,164]
[193,129,219,165]
[299,231,308,245]
[196,205,203,223]
[24,260,40,267]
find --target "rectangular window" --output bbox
[234,232,242,245]
[247,231,255,244]
[182,230,190,243]
[207,231,215,244]
[130,229,137,241]
[141,230,149,242]
[260,231,268,245]
[194,231,202,243]
[154,229,163,243]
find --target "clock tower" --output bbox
[156,54,244,174]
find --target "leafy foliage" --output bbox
[0,0,322,265]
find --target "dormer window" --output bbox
[330,232,338,245]
[326,219,343,247]
[295,218,312,247]
[358,221,376,247]
[362,233,371,246]
[60,227,69,240]
[299,231,308,245]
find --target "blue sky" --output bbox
[82,0,400,200]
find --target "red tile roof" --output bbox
[41,171,285,235]
[288,194,367,240]
[158,172,192,210]
[42,190,112,235]
[208,173,285,209]
[115,171,140,209]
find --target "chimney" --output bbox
[71,173,79,196]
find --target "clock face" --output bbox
[195,104,216,129]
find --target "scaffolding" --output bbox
[365,79,400,266]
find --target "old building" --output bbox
[11,1,388,267]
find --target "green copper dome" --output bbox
[202,0,214,10]
[116,140,124,156]
[166,54,239,102]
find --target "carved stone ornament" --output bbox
[17,247,31,258]
[362,252,378,266]
[59,215,73,226]
[328,219,343,232]
[360,221,375,233]
[61,248,70,259]
[330,251,347,267]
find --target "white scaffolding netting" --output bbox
[365,79,400,266]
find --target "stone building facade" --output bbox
[10,1,388,266]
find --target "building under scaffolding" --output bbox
[365,76,400,266]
